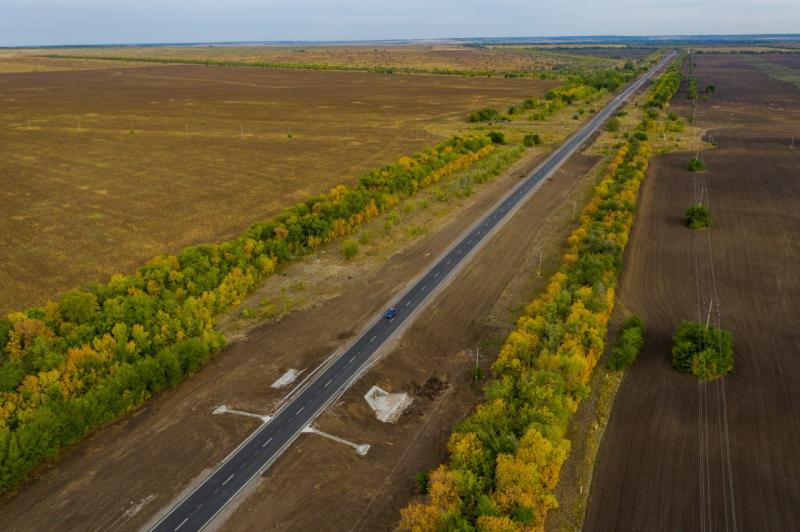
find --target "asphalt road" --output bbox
[151,51,676,532]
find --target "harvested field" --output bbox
[0,126,604,531]
[32,43,620,75]
[0,50,145,73]
[0,64,554,313]
[585,54,800,531]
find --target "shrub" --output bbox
[671,321,733,380]
[687,156,706,172]
[687,79,698,100]
[605,117,621,132]
[468,108,500,123]
[487,131,506,144]
[705,84,715,93]
[341,239,359,260]
[685,204,711,229]
[522,132,542,147]
[415,471,429,495]
[607,315,645,371]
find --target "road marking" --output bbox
[324,379,332,387]
[262,437,273,448]
[405,300,411,306]
[434,272,439,278]
[370,335,377,342]
[446,260,451,265]
[222,474,234,486]
[294,406,304,416]
[174,517,189,531]
[421,285,426,291]
[457,249,461,254]
[349,356,356,364]
[389,317,395,323]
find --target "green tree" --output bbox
[341,239,359,260]
[522,133,542,147]
[685,204,711,229]
[488,131,506,144]
[687,156,706,172]
[607,315,645,371]
[605,117,621,133]
[58,290,99,324]
[671,321,733,380]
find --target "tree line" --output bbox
[44,54,562,80]
[400,55,683,532]
[0,135,497,492]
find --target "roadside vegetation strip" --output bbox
[471,58,655,124]
[0,134,504,493]
[400,60,681,532]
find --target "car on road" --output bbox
[383,307,397,319]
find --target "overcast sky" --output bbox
[2,0,799,47]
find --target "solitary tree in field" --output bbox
[687,156,706,172]
[685,204,711,229]
[672,320,733,380]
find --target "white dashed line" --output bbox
[324,379,332,387]
[405,301,411,306]
[262,437,273,448]
[349,356,356,364]
[175,517,189,531]
[370,335,377,342]
[294,406,304,416]
[434,272,439,278]
[222,474,234,486]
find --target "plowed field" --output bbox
[585,54,800,531]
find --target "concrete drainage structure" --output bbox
[270,368,303,389]
[364,385,412,423]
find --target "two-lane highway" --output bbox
[151,51,676,532]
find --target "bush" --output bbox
[607,315,645,371]
[341,239,359,260]
[488,131,506,144]
[468,108,500,123]
[522,132,542,147]
[685,204,711,229]
[705,84,715,93]
[605,117,621,132]
[415,471,429,495]
[687,156,706,172]
[671,321,733,380]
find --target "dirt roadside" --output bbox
[0,124,606,530]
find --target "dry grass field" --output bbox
[0,63,555,313]
[586,54,800,531]
[32,43,622,75]
[0,50,142,73]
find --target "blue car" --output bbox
[383,307,397,319]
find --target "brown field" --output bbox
[29,43,621,74]
[0,64,555,313]
[585,54,800,530]
[0,118,605,530]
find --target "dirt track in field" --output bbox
[585,54,800,531]
[0,129,603,530]
[0,64,552,313]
